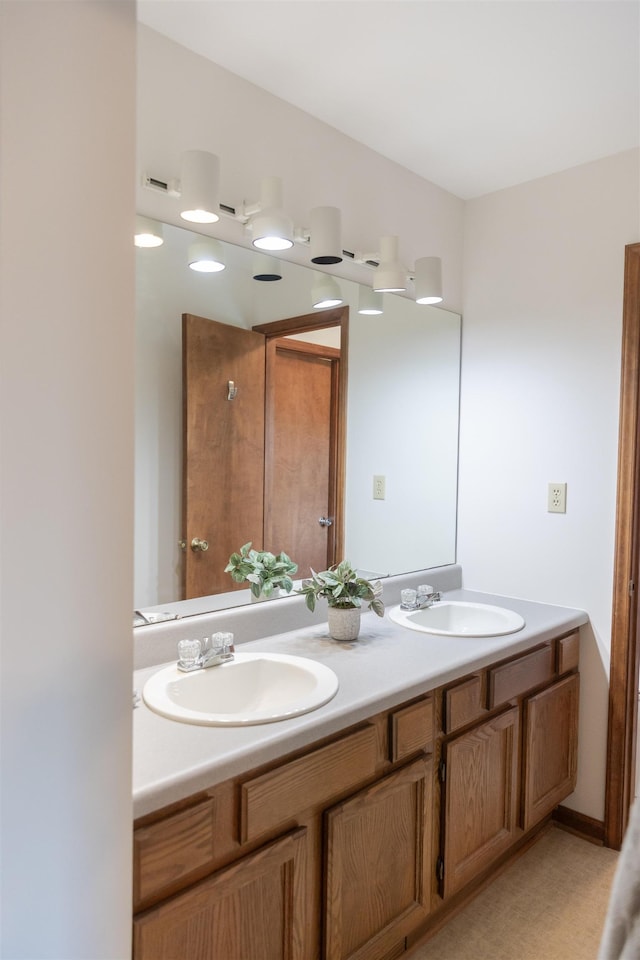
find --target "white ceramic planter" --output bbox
[327,606,361,641]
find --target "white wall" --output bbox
[0,3,135,957]
[136,26,465,315]
[458,149,640,820]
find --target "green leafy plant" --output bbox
[297,560,384,616]
[224,542,298,598]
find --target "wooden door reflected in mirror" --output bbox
[182,310,346,599]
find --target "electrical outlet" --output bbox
[373,475,386,500]
[548,482,567,514]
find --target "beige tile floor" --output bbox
[410,826,619,960]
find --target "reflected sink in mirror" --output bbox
[143,652,339,726]
[388,601,525,638]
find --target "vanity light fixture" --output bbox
[140,163,445,302]
[252,254,283,281]
[373,236,407,293]
[358,287,383,316]
[312,273,343,309]
[249,176,294,251]
[309,206,343,265]
[134,215,163,248]
[414,256,443,305]
[188,239,225,273]
[180,150,220,224]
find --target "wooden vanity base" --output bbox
[133,628,580,960]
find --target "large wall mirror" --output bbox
[135,218,461,620]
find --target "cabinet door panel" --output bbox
[522,673,579,830]
[133,828,307,960]
[324,757,433,960]
[442,706,519,898]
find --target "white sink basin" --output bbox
[143,652,339,726]
[388,600,525,638]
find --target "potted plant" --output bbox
[297,560,384,640]
[224,542,298,599]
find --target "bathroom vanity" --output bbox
[131,586,586,960]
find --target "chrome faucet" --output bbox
[177,632,235,672]
[415,590,442,609]
[400,586,442,611]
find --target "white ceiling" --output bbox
[137,0,640,199]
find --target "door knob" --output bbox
[318,517,333,527]
[190,537,209,552]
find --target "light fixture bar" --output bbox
[142,173,181,197]
[140,170,444,302]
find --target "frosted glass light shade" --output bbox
[374,236,406,292]
[180,150,220,224]
[188,239,225,273]
[415,257,443,304]
[310,206,342,265]
[134,216,163,248]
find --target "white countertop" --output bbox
[132,588,588,819]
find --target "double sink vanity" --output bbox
[132,566,587,960]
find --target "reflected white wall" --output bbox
[345,302,460,573]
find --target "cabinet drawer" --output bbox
[487,644,554,709]
[241,725,379,843]
[443,675,485,734]
[557,631,580,674]
[133,794,216,908]
[390,697,433,762]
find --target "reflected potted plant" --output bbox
[224,542,298,600]
[297,560,384,641]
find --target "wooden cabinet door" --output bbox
[521,673,579,831]
[441,706,519,898]
[324,757,433,960]
[133,828,307,960]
